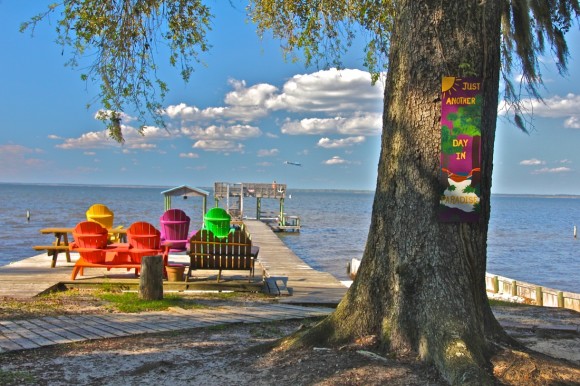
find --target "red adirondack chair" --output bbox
[70,221,109,264]
[159,209,191,252]
[126,221,170,266]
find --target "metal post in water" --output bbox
[574,225,577,238]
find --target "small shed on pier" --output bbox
[160,185,209,221]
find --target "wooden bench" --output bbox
[32,245,71,268]
[187,228,259,282]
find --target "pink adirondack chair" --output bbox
[126,221,169,267]
[159,209,191,252]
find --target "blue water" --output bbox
[1,183,578,293]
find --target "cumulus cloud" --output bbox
[55,68,383,155]
[317,136,366,148]
[520,158,545,166]
[532,167,572,174]
[564,116,580,129]
[267,68,383,113]
[224,79,278,107]
[57,124,170,150]
[281,114,381,136]
[324,156,350,165]
[257,148,279,157]
[193,140,244,152]
[166,68,382,132]
[181,124,261,140]
[499,93,580,125]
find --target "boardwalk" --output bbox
[244,220,347,305]
[0,220,347,302]
[0,304,333,353]
[0,219,347,353]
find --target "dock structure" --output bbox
[244,220,346,304]
[0,220,344,303]
[213,181,300,232]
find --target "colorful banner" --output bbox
[439,77,482,222]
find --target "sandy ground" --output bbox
[1,303,579,385]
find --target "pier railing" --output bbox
[485,273,580,312]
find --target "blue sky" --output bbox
[1,1,579,194]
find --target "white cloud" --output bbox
[179,152,199,158]
[520,158,545,166]
[257,148,279,157]
[323,156,350,165]
[281,114,381,136]
[224,79,278,107]
[166,68,383,127]
[317,136,366,148]
[181,124,261,140]
[564,116,580,129]
[267,68,383,113]
[499,93,580,124]
[193,140,244,152]
[532,167,572,174]
[57,124,170,150]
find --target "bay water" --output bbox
[0,183,578,293]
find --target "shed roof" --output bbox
[160,185,209,198]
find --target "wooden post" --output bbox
[492,276,499,294]
[511,280,518,297]
[558,291,565,308]
[139,255,163,300]
[535,286,543,307]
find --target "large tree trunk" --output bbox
[299,2,510,384]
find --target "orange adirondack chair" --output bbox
[86,204,124,243]
[159,209,191,252]
[126,221,170,268]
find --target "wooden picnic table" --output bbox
[34,227,127,268]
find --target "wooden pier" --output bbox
[0,220,346,304]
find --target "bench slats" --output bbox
[188,228,258,282]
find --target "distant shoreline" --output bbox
[2,181,579,197]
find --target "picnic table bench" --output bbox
[187,227,259,282]
[34,228,73,268]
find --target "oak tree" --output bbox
[25,1,580,383]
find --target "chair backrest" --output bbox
[190,228,251,256]
[72,221,108,249]
[160,209,191,251]
[203,207,231,238]
[86,204,115,229]
[127,221,161,250]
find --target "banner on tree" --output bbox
[439,77,482,222]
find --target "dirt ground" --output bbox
[0,296,579,385]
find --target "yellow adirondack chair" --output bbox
[85,204,124,243]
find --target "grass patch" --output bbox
[0,369,36,385]
[95,292,209,313]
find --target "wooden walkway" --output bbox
[244,220,347,305]
[0,220,347,303]
[0,220,347,352]
[0,304,333,353]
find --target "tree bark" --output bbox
[298,1,511,384]
[139,255,164,300]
